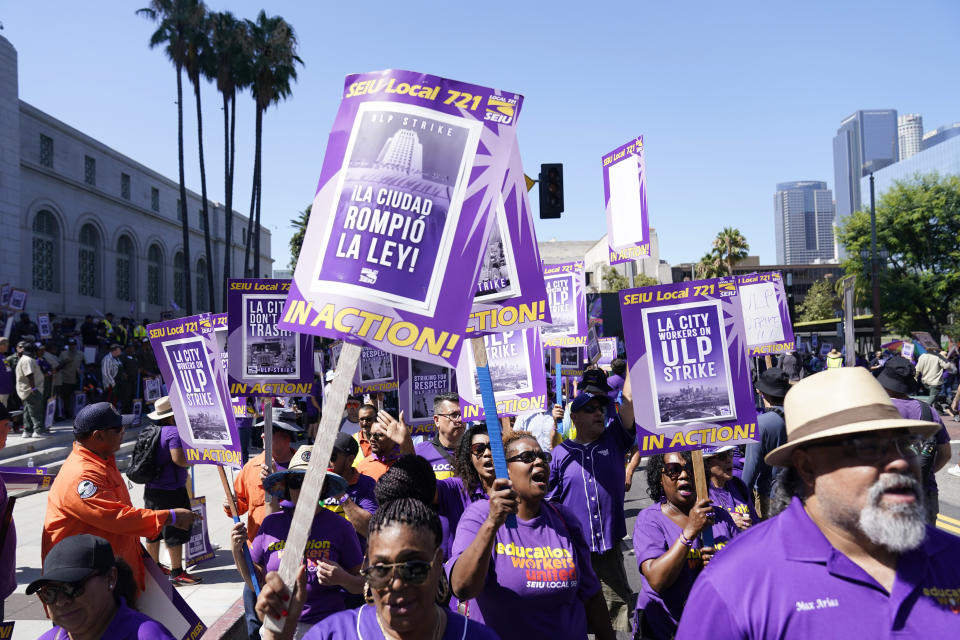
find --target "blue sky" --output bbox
[4,1,958,270]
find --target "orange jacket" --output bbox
[356,454,393,481]
[226,448,296,543]
[42,443,168,591]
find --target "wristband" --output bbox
[678,532,694,548]
[338,494,350,506]
[169,509,176,525]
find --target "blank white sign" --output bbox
[608,155,646,248]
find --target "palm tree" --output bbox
[208,11,249,308]
[184,7,216,311]
[242,11,302,278]
[694,250,725,279]
[289,204,311,268]
[138,0,206,315]
[713,227,750,275]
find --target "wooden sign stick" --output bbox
[690,449,715,547]
[263,342,362,633]
[262,401,273,471]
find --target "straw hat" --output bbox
[764,367,940,467]
[262,445,348,499]
[147,396,174,421]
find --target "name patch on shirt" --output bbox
[795,597,839,612]
[77,480,98,499]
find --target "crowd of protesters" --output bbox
[3,333,959,639]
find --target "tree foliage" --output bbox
[601,266,631,292]
[289,204,311,268]
[713,227,750,275]
[796,276,839,322]
[838,172,960,342]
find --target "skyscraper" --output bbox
[774,181,836,265]
[832,110,899,233]
[922,122,960,150]
[898,114,923,160]
[376,129,424,174]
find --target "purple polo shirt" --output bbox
[889,397,949,493]
[546,415,633,553]
[38,597,175,639]
[415,439,456,480]
[449,499,600,640]
[250,506,363,625]
[708,476,758,523]
[145,425,187,491]
[302,605,499,639]
[676,497,960,639]
[633,501,739,639]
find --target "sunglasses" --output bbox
[506,450,552,465]
[36,573,100,605]
[470,442,491,457]
[360,560,433,589]
[662,462,693,480]
[285,474,304,490]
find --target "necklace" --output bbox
[373,603,446,640]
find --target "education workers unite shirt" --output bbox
[415,439,456,480]
[37,598,176,640]
[145,425,188,491]
[449,499,601,640]
[302,605,499,640]
[633,501,739,638]
[546,414,634,553]
[675,497,960,639]
[250,506,363,624]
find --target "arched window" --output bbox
[148,244,163,305]
[173,251,185,309]
[196,258,207,311]
[116,235,135,302]
[78,223,99,297]
[32,210,59,292]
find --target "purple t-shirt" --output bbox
[449,499,600,640]
[0,477,15,601]
[890,397,949,492]
[708,476,758,523]
[0,359,13,395]
[37,598,175,639]
[302,605,500,639]
[415,439,456,480]
[676,497,960,639]
[145,425,187,491]
[437,476,488,543]
[250,506,363,624]
[606,374,625,402]
[633,501,740,639]
[547,416,634,553]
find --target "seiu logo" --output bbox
[360,268,378,284]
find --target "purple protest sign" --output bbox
[184,496,215,567]
[278,69,523,367]
[397,357,453,434]
[8,288,26,312]
[0,466,54,492]
[0,284,9,308]
[598,337,618,366]
[228,279,314,397]
[557,346,585,377]
[620,277,757,455]
[541,261,587,348]
[736,271,795,357]
[468,139,551,335]
[603,136,650,264]
[353,346,398,394]
[587,325,601,364]
[457,327,547,420]
[148,314,241,469]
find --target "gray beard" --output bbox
[857,473,927,553]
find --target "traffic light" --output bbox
[538,163,564,219]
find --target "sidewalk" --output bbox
[5,425,253,639]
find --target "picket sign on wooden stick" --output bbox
[217,466,261,594]
[471,337,517,528]
[690,449,715,547]
[263,342,362,633]
[262,402,273,471]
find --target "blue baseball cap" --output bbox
[702,445,736,458]
[570,390,610,413]
[74,402,136,435]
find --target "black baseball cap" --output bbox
[26,534,114,593]
[74,402,136,435]
[333,432,359,457]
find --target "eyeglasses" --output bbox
[360,560,433,589]
[662,462,693,480]
[505,450,551,465]
[436,411,462,421]
[285,474,304,490]
[811,434,923,464]
[470,442,491,457]
[36,574,100,605]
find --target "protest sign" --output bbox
[901,341,915,359]
[278,69,522,368]
[44,397,56,430]
[587,325,601,364]
[0,284,9,308]
[457,327,547,420]
[598,336,618,365]
[138,547,206,640]
[467,139,550,335]
[354,346,398,394]
[74,391,87,414]
[602,136,650,264]
[620,277,758,455]
[132,399,143,426]
[148,314,241,469]
[912,331,940,352]
[0,621,12,638]
[8,288,27,312]
[37,313,52,339]
[228,279,314,396]
[0,466,55,492]
[820,342,834,357]
[184,496,215,567]
[398,357,453,434]
[2,317,12,340]
[557,346,586,377]
[541,261,587,348]
[144,377,162,402]
[736,271,795,356]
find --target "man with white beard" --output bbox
[676,368,959,639]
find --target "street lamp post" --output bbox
[869,173,881,351]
